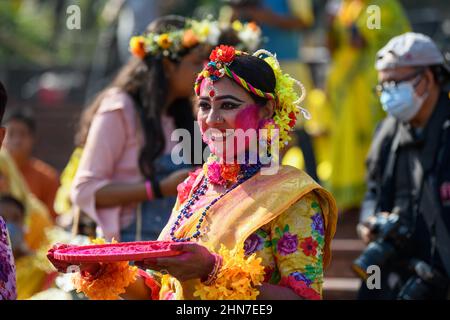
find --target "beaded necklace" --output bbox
[170,162,262,242]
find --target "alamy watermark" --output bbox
[366,265,381,290]
[366,5,381,30]
[66,5,81,30]
[170,122,281,175]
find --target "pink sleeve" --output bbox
[71,91,132,239]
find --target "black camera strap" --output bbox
[408,120,450,278]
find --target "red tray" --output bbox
[52,241,183,263]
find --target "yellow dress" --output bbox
[155,166,337,299]
[0,149,52,250]
[326,0,410,209]
[15,255,48,300]
[70,166,337,300]
[54,147,83,217]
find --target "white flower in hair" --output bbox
[238,22,262,52]
[207,21,221,46]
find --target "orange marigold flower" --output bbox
[72,238,138,300]
[129,36,146,59]
[72,261,138,300]
[221,163,240,183]
[247,22,259,31]
[182,29,199,48]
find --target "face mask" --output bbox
[6,223,24,251]
[380,81,428,122]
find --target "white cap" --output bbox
[376,32,445,70]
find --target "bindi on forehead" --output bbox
[207,81,218,99]
[199,77,252,103]
[199,78,218,100]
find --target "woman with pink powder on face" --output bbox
[49,46,338,300]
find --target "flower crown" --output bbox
[129,19,220,60]
[129,18,263,61]
[194,45,309,147]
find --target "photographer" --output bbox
[355,33,450,299]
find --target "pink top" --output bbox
[71,88,177,240]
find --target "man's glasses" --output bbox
[374,69,425,97]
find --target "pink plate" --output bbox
[52,241,183,263]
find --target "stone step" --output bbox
[334,209,361,239]
[323,277,361,300]
[325,239,366,278]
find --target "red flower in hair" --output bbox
[209,45,236,63]
[288,112,297,128]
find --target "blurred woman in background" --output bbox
[69,16,216,242]
[325,0,411,211]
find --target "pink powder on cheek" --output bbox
[234,104,260,131]
[233,104,261,157]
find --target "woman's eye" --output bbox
[199,102,211,110]
[221,102,240,110]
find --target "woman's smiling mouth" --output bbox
[208,130,234,142]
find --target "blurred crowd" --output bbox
[0,0,449,300]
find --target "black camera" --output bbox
[352,211,412,279]
[397,259,449,300]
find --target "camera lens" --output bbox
[352,241,395,279]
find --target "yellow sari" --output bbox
[54,147,83,217]
[0,149,52,250]
[156,165,337,299]
[326,0,410,209]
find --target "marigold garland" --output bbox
[193,245,265,300]
[71,238,138,300]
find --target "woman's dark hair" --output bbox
[227,54,276,106]
[76,15,198,179]
[0,195,26,217]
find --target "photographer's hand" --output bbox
[357,213,389,244]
